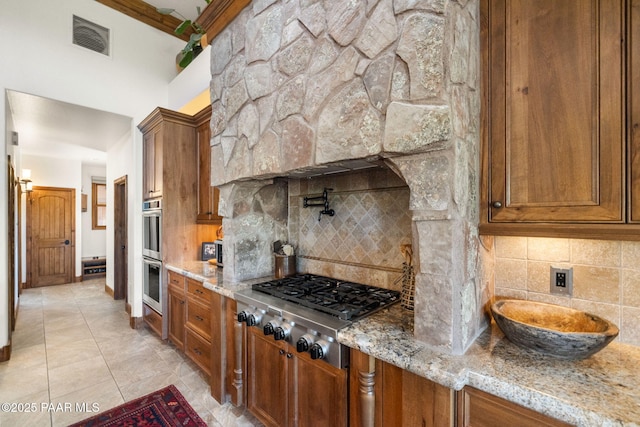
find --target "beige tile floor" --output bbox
[0,279,262,427]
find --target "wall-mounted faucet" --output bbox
[303,188,335,221]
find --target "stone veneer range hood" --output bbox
[207,0,487,355]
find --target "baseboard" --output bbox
[74,275,82,283]
[125,302,132,315]
[0,343,11,362]
[130,315,143,329]
[104,284,114,298]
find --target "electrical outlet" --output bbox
[550,267,573,296]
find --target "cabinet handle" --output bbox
[195,315,204,321]
[279,349,285,356]
[194,348,202,355]
[286,353,293,359]
[196,289,203,294]
[180,301,185,305]
[491,201,503,209]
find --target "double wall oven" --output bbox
[143,199,162,314]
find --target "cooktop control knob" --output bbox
[246,311,263,327]
[296,334,315,353]
[263,320,279,336]
[309,340,329,360]
[237,311,248,323]
[273,323,292,341]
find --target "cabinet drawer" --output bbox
[168,271,185,290]
[187,278,211,303]
[185,328,211,376]
[143,303,162,337]
[186,298,212,341]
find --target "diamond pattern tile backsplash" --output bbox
[291,173,412,273]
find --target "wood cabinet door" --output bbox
[291,351,348,427]
[630,0,640,222]
[143,127,163,200]
[195,105,222,224]
[247,328,289,427]
[167,286,185,350]
[457,387,571,427]
[483,0,624,223]
[349,349,452,427]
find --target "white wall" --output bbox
[81,164,107,258]
[0,0,185,349]
[106,130,136,303]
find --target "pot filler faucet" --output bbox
[303,187,335,221]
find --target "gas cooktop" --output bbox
[251,274,400,321]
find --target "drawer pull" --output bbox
[194,348,202,355]
[195,289,204,294]
[195,315,204,321]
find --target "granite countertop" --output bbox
[165,261,271,298]
[338,304,640,427]
[164,263,640,426]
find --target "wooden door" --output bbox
[114,176,127,300]
[483,0,624,223]
[292,351,348,427]
[27,187,75,287]
[247,328,289,427]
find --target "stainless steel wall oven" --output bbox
[143,199,162,314]
[142,257,162,313]
[142,199,162,260]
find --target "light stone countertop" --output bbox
[164,263,640,426]
[165,262,271,298]
[338,304,640,427]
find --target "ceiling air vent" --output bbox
[72,15,110,56]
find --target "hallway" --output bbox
[0,279,261,426]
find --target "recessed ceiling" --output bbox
[7,90,132,165]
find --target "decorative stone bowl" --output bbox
[491,299,619,360]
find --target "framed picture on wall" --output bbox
[201,242,216,261]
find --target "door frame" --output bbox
[113,175,128,301]
[26,186,76,287]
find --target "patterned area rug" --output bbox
[68,384,207,427]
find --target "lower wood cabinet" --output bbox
[167,283,186,350]
[246,327,348,427]
[166,270,226,404]
[349,348,453,427]
[457,386,572,427]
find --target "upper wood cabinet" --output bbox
[139,108,196,202]
[143,126,163,200]
[194,105,222,224]
[480,0,640,239]
[630,0,640,222]
[139,108,201,264]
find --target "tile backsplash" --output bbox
[493,236,640,346]
[288,168,412,290]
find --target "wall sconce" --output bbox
[20,169,33,192]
